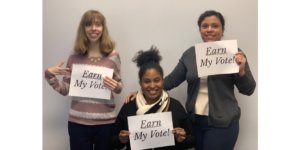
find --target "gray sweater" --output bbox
[164,46,256,127]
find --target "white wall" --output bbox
[43,0,257,149]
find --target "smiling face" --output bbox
[199,15,224,42]
[85,20,103,43]
[140,68,164,104]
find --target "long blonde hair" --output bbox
[74,10,115,56]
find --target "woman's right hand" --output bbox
[119,130,130,144]
[47,62,71,76]
[124,91,138,104]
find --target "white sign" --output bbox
[128,112,175,150]
[69,64,113,99]
[195,40,239,77]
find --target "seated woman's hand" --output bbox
[172,127,186,143]
[119,130,130,144]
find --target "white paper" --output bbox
[195,40,239,77]
[69,64,113,100]
[128,112,175,150]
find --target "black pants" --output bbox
[68,121,114,150]
[193,115,239,150]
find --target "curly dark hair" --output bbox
[132,46,163,80]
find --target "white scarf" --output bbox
[136,90,170,115]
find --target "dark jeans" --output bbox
[68,121,114,150]
[193,115,239,150]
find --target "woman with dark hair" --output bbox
[112,46,194,150]
[126,10,256,150]
[164,10,256,150]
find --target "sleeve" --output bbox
[44,56,72,96]
[110,50,123,93]
[111,104,128,149]
[164,53,188,91]
[172,100,195,149]
[234,50,256,95]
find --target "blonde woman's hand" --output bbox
[103,76,122,93]
[47,62,71,76]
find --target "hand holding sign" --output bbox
[235,51,247,76]
[103,76,121,93]
[119,130,130,144]
[172,127,186,142]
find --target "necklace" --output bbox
[89,57,101,62]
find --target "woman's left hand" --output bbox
[103,76,121,93]
[172,128,186,142]
[235,52,246,76]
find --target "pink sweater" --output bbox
[45,50,122,125]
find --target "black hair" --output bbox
[197,10,225,30]
[132,46,163,80]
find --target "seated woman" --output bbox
[111,46,194,149]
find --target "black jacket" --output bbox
[111,97,195,150]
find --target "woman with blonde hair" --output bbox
[45,10,122,150]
